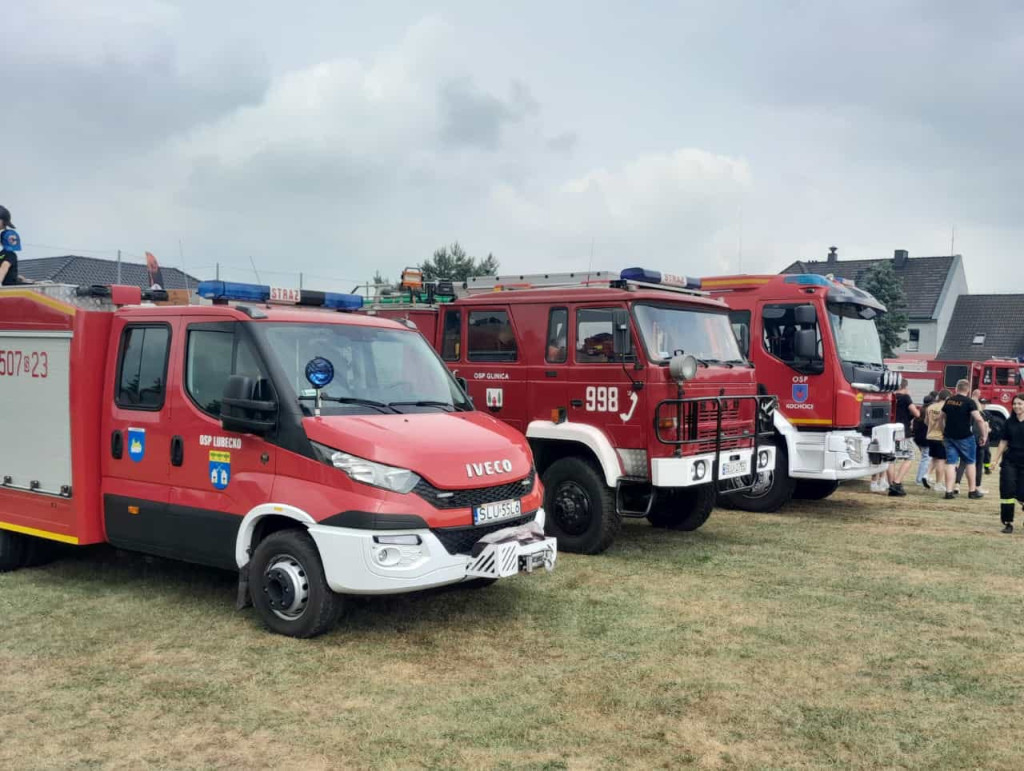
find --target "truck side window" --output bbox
[116,325,170,409]
[728,310,751,358]
[944,365,968,388]
[546,308,568,363]
[762,304,820,365]
[468,310,517,362]
[995,367,1012,386]
[576,308,626,363]
[441,310,461,361]
[186,325,265,417]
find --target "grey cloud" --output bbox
[546,132,579,154]
[438,78,542,150]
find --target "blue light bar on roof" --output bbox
[620,267,701,289]
[197,280,271,302]
[323,292,364,311]
[783,274,832,287]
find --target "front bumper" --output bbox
[789,423,906,480]
[649,445,776,488]
[308,509,557,595]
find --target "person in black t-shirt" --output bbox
[941,379,989,499]
[886,379,920,496]
[994,393,1024,533]
[0,204,22,286]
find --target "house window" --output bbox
[906,328,920,353]
[972,333,986,345]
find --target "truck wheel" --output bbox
[0,530,27,572]
[646,485,716,531]
[718,440,795,513]
[793,480,840,500]
[250,529,342,638]
[542,457,620,555]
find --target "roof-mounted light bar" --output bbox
[620,267,702,290]
[196,280,363,311]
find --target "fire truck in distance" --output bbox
[0,282,556,638]
[365,268,777,554]
[700,273,905,511]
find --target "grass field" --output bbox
[2,479,1023,769]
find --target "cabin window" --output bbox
[468,310,517,362]
[116,324,171,410]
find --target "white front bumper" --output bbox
[789,423,906,480]
[649,445,776,488]
[307,510,557,595]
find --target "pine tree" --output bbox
[419,242,499,281]
[859,261,909,358]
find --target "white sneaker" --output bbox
[934,484,947,494]
[978,487,989,495]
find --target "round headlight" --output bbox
[669,353,699,383]
[693,459,708,480]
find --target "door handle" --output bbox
[171,436,184,467]
[570,399,583,407]
[111,430,123,459]
[545,371,558,378]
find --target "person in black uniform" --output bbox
[995,393,1024,534]
[0,205,23,286]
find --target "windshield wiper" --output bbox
[298,395,398,414]
[387,400,461,412]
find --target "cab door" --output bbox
[163,319,278,569]
[527,306,570,423]
[102,319,174,552]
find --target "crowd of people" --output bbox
[873,377,1024,534]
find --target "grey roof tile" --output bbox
[780,254,956,319]
[19,255,199,290]
[937,294,1024,361]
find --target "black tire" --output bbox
[250,529,342,638]
[542,456,620,555]
[0,529,27,572]
[646,485,716,531]
[718,439,795,513]
[793,479,840,501]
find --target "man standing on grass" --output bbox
[887,378,920,496]
[941,379,988,500]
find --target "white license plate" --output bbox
[721,459,749,476]
[473,498,522,525]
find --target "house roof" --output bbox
[937,294,1024,361]
[19,255,199,291]
[781,254,957,320]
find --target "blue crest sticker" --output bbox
[209,451,231,490]
[127,428,146,462]
[0,230,21,252]
[792,384,809,403]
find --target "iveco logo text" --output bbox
[466,459,514,478]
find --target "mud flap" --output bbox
[236,562,252,610]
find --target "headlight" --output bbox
[311,442,421,494]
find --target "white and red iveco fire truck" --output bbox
[365,268,776,554]
[0,281,556,637]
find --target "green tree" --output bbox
[859,261,909,358]
[419,242,499,281]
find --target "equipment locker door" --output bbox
[163,319,277,569]
[102,320,174,551]
[565,305,644,448]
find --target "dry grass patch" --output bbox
[2,477,1024,768]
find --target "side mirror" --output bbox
[221,375,277,435]
[611,309,631,358]
[794,329,820,361]
[455,376,474,406]
[794,304,817,326]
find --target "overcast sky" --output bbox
[5,1,1023,292]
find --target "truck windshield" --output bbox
[254,323,471,415]
[633,303,744,363]
[827,302,883,366]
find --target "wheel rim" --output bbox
[262,554,310,621]
[551,480,593,536]
[746,470,774,498]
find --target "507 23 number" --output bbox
[0,349,49,378]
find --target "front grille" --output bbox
[413,469,536,510]
[432,512,537,555]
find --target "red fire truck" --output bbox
[700,274,905,511]
[365,268,777,554]
[0,282,556,637]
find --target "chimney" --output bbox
[893,249,909,268]
[827,246,838,264]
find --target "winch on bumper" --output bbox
[650,445,776,487]
[307,511,557,595]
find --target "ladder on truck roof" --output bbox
[465,270,708,297]
[0,283,172,312]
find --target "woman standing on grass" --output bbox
[924,389,951,491]
[914,392,936,485]
[994,393,1024,534]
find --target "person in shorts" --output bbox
[886,379,920,496]
[925,389,950,492]
[941,379,989,500]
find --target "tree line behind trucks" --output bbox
[0,264,936,638]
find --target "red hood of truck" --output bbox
[302,411,532,489]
